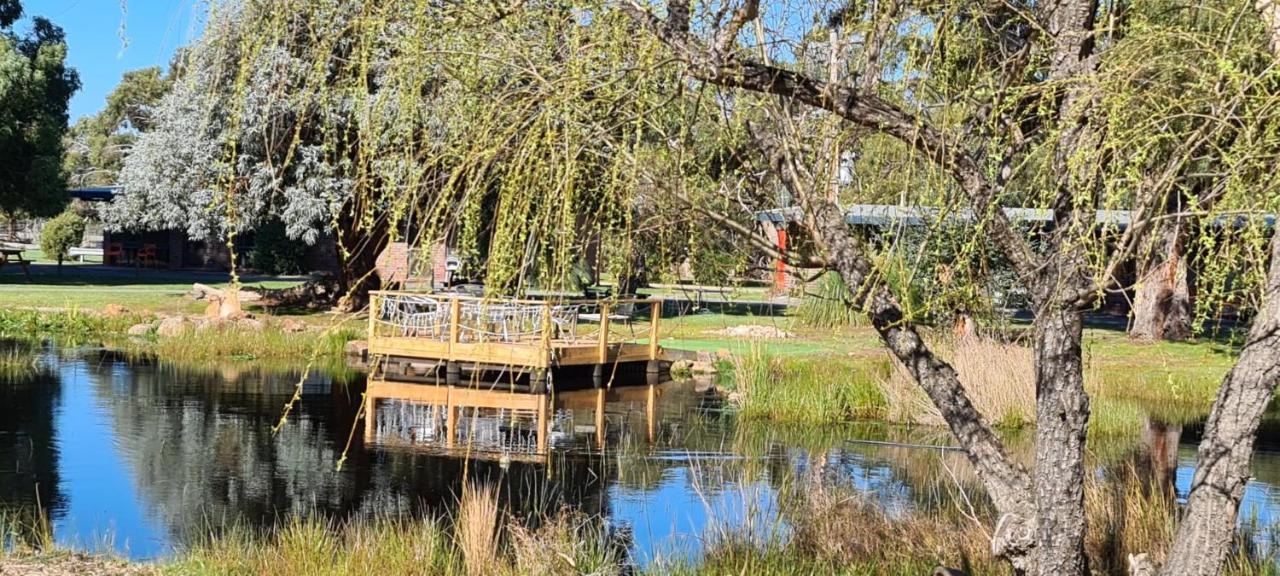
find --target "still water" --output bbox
[2,347,1280,563]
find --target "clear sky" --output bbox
[18,0,204,121]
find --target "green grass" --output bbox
[0,268,303,313]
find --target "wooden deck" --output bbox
[367,291,665,388]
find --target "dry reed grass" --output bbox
[455,483,501,575]
[883,336,1035,429]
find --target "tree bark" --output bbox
[335,207,389,312]
[1032,306,1091,576]
[1130,201,1193,342]
[762,134,1038,573]
[1159,231,1280,576]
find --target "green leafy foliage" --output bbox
[248,218,307,275]
[37,209,84,264]
[0,4,77,221]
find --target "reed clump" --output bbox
[116,323,361,363]
[882,336,1035,429]
[729,342,887,423]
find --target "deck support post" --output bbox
[592,364,604,388]
[446,362,460,386]
[532,368,550,393]
[594,388,607,450]
[363,393,377,444]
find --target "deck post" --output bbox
[363,392,376,444]
[536,395,549,453]
[445,388,457,449]
[594,388,606,450]
[446,362,460,386]
[646,384,658,443]
[448,297,461,355]
[596,303,610,386]
[368,292,379,341]
[648,299,661,360]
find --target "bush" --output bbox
[38,210,85,267]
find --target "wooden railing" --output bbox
[367,291,663,363]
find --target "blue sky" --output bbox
[19,0,204,121]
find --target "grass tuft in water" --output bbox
[728,342,887,423]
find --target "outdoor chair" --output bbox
[104,242,124,265]
[578,301,638,337]
[136,244,158,268]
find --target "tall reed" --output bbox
[455,483,501,575]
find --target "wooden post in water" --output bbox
[447,297,462,385]
[595,388,607,450]
[363,392,377,444]
[646,384,658,443]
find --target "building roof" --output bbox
[70,186,122,202]
[756,204,1274,230]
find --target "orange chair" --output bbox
[136,244,158,268]
[104,243,124,265]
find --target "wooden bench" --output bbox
[0,247,31,280]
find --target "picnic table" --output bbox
[0,246,31,280]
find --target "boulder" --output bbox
[126,323,152,337]
[236,318,265,332]
[280,318,307,333]
[156,317,189,338]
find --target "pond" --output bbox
[2,346,1279,564]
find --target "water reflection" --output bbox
[2,349,1280,564]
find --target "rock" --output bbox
[280,318,307,333]
[696,350,715,363]
[690,361,717,374]
[126,323,152,337]
[156,317,188,338]
[236,318,264,332]
[102,304,128,318]
[345,340,369,359]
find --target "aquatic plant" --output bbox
[728,342,887,423]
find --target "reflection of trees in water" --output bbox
[80,357,618,544]
[83,358,365,541]
[0,367,62,534]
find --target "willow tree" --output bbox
[617,1,1280,575]
[115,0,728,302]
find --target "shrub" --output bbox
[38,210,85,270]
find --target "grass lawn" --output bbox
[0,264,304,313]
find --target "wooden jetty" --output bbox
[367,291,666,390]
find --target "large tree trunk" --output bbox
[1159,231,1280,576]
[335,207,390,313]
[1130,201,1193,342]
[1032,306,1091,576]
